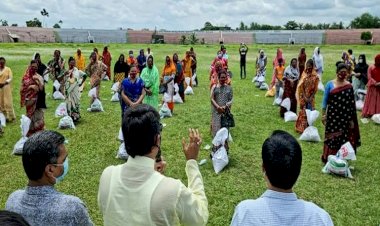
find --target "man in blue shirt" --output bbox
[6,130,93,226]
[231,130,333,226]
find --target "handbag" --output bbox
[221,107,235,128]
[159,84,167,94]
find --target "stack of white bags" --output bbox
[87,87,104,112]
[322,142,357,178]
[12,115,31,155]
[299,109,321,142]
[211,128,232,174]
[184,77,194,95]
[110,82,120,102]
[53,80,65,100]
[273,87,284,106]
[173,83,183,104]
[280,98,298,122]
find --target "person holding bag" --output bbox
[211,69,233,137]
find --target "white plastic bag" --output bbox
[192,73,197,86]
[322,155,353,178]
[163,93,172,103]
[185,77,191,86]
[174,83,179,93]
[111,82,120,92]
[300,109,321,142]
[111,93,120,102]
[281,98,297,122]
[58,116,76,129]
[13,115,31,155]
[184,86,194,95]
[212,146,229,174]
[173,93,183,104]
[337,142,357,161]
[159,103,172,118]
[259,83,269,90]
[212,127,232,146]
[118,127,124,141]
[88,98,104,112]
[88,87,97,98]
[43,73,49,83]
[53,91,65,100]
[53,80,61,91]
[0,112,6,127]
[272,87,284,106]
[318,81,325,92]
[116,142,129,160]
[371,114,380,124]
[55,103,68,117]
[355,100,364,111]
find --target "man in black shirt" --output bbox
[239,43,248,79]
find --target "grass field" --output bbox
[0,43,379,225]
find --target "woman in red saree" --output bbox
[20,60,45,136]
[362,54,380,118]
[295,59,319,133]
[280,58,300,117]
[102,46,112,80]
[321,62,360,163]
[298,48,306,75]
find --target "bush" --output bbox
[360,31,372,41]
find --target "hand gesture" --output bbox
[155,156,167,174]
[182,129,202,161]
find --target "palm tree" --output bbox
[188,32,199,45]
[179,35,187,45]
[40,8,49,27]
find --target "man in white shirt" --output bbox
[98,104,208,226]
[231,130,334,226]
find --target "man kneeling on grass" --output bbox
[98,104,208,226]
[231,130,333,226]
[6,130,93,226]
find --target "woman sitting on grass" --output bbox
[321,62,360,163]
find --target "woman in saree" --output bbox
[173,53,185,102]
[270,48,285,89]
[20,60,45,137]
[85,52,107,103]
[161,56,176,112]
[0,57,16,123]
[183,51,196,88]
[140,55,159,109]
[298,48,306,74]
[362,54,380,118]
[120,66,145,117]
[341,52,355,83]
[295,59,319,133]
[47,50,65,95]
[254,49,267,87]
[102,46,112,80]
[211,69,233,137]
[321,62,360,163]
[280,58,300,117]
[64,57,87,122]
[113,54,130,84]
[274,58,285,100]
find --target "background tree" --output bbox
[188,32,199,44]
[303,23,314,30]
[53,23,61,28]
[0,19,8,26]
[351,13,380,28]
[284,20,299,30]
[26,18,42,27]
[179,35,187,45]
[40,8,49,27]
[11,24,18,27]
[202,21,214,31]
[239,21,246,30]
[361,31,373,44]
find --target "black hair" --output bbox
[22,130,65,181]
[278,58,283,64]
[90,52,96,59]
[68,56,75,62]
[262,130,302,190]
[0,57,5,62]
[358,54,367,65]
[30,60,37,65]
[336,61,348,73]
[218,69,227,79]
[0,210,30,226]
[306,59,314,67]
[348,49,353,54]
[148,55,154,62]
[290,58,297,64]
[122,104,161,158]
[118,54,125,61]
[34,53,40,60]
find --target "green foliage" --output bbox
[0,19,8,26]
[284,20,299,30]
[0,43,380,226]
[360,31,373,41]
[179,35,187,45]
[188,32,199,45]
[53,23,61,29]
[26,18,42,27]
[351,13,380,29]
[11,24,18,27]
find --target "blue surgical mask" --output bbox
[55,157,69,183]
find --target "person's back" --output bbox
[7,187,91,226]
[98,104,208,226]
[231,130,333,226]
[232,190,332,225]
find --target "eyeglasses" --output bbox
[52,155,68,166]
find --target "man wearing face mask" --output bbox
[5,130,93,226]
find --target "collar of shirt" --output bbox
[25,185,57,195]
[126,155,155,170]
[261,189,297,201]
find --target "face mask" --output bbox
[338,72,347,79]
[358,59,363,63]
[129,54,133,58]
[55,157,69,183]
[218,54,223,58]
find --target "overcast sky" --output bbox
[1,0,379,30]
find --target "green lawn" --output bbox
[0,43,379,225]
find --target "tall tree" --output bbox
[351,13,380,28]
[239,21,246,30]
[188,32,199,44]
[40,8,49,27]
[26,18,42,27]
[53,23,61,28]
[203,21,213,30]
[0,19,8,26]
[284,20,298,30]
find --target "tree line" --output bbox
[201,13,380,31]
[0,8,63,28]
